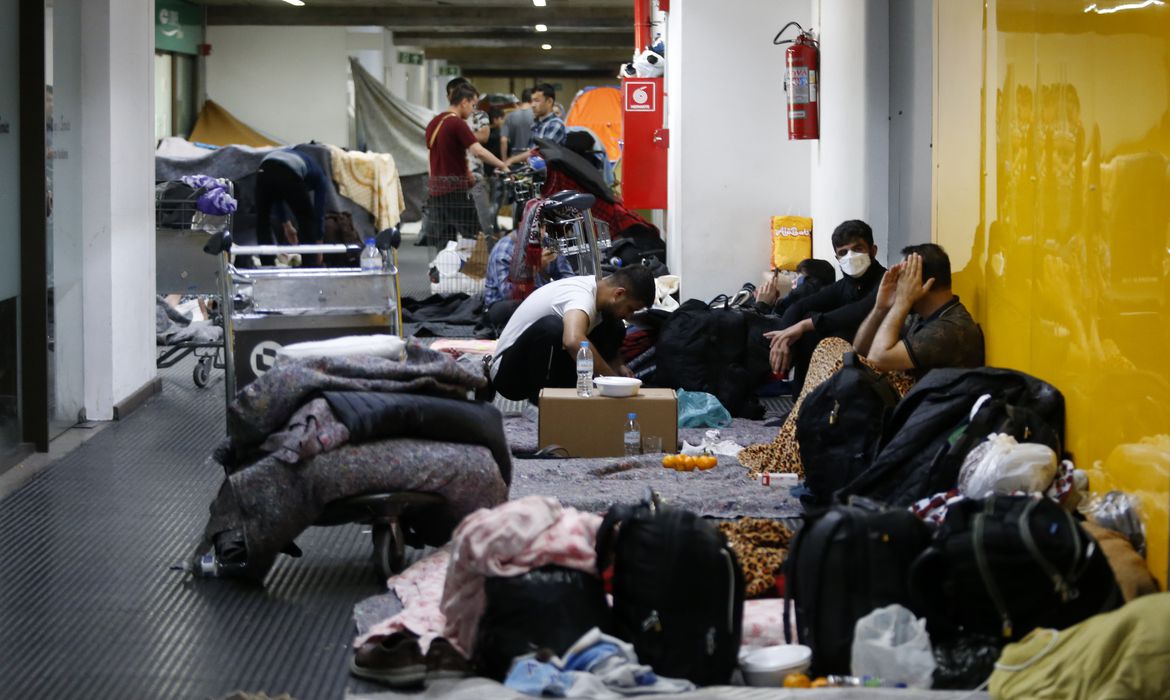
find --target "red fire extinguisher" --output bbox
[774,22,819,140]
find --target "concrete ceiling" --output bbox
[193,1,636,75]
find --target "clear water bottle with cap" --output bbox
[624,413,641,456]
[360,238,382,271]
[576,341,593,397]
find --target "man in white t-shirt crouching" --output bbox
[490,266,656,404]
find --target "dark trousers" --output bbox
[255,161,319,247]
[493,314,624,404]
[748,313,821,396]
[486,299,522,336]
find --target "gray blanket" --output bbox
[203,438,507,580]
[351,57,433,177]
[227,341,485,452]
[155,296,222,345]
[500,415,797,519]
[508,454,801,520]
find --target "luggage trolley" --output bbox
[204,232,429,579]
[203,229,403,406]
[155,180,232,388]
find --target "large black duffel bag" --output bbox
[473,565,611,680]
[910,495,1121,642]
[839,367,1065,506]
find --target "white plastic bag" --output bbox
[680,429,744,457]
[851,604,936,689]
[957,433,1057,498]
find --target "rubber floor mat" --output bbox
[0,359,387,699]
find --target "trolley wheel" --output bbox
[193,356,213,388]
[371,519,406,581]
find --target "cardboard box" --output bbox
[538,388,678,458]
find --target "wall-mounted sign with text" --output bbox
[156,0,203,55]
[437,65,461,77]
[398,51,425,66]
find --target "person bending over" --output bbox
[490,266,655,403]
[483,230,573,335]
[853,243,984,374]
[255,148,329,249]
[763,220,887,394]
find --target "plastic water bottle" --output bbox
[624,413,641,456]
[576,341,593,397]
[360,238,382,272]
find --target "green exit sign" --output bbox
[397,51,424,66]
[438,65,461,77]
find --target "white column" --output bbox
[809,0,890,266]
[81,0,157,419]
[402,47,428,109]
[383,30,409,99]
[665,0,814,303]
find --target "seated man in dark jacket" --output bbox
[763,220,886,394]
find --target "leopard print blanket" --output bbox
[717,518,794,599]
[738,337,916,479]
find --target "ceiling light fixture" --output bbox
[1083,0,1163,13]
[533,0,547,6]
[541,43,552,50]
[282,0,305,5]
[535,24,548,32]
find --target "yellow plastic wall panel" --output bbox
[935,0,1170,586]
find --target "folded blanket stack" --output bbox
[198,339,511,580]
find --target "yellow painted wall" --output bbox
[935,0,1170,586]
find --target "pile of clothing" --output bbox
[196,340,511,580]
[155,296,222,345]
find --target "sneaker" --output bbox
[729,282,757,309]
[425,637,471,683]
[351,632,426,688]
[474,354,497,403]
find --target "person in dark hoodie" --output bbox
[753,258,838,317]
[762,219,886,394]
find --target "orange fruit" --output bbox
[662,455,674,469]
[698,455,718,470]
[810,677,832,688]
[783,673,811,688]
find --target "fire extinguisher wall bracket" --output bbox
[774,22,819,141]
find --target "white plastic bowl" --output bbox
[739,644,812,687]
[592,376,642,397]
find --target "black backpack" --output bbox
[784,500,932,677]
[474,565,612,680]
[596,495,744,686]
[653,300,765,418]
[795,353,901,506]
[840,368,1066,506]
[909,495,1121,643]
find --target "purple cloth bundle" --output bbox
[182,174,238,216]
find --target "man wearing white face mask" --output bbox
[762,220,886,394]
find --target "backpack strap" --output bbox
[428,113,458,149]
[974,497,1014,639]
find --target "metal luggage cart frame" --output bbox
[204,233,403,423]
[205,232,428,580]
[155,181,233,388]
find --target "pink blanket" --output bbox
[356,547,452,651]
[441,496,603,654]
